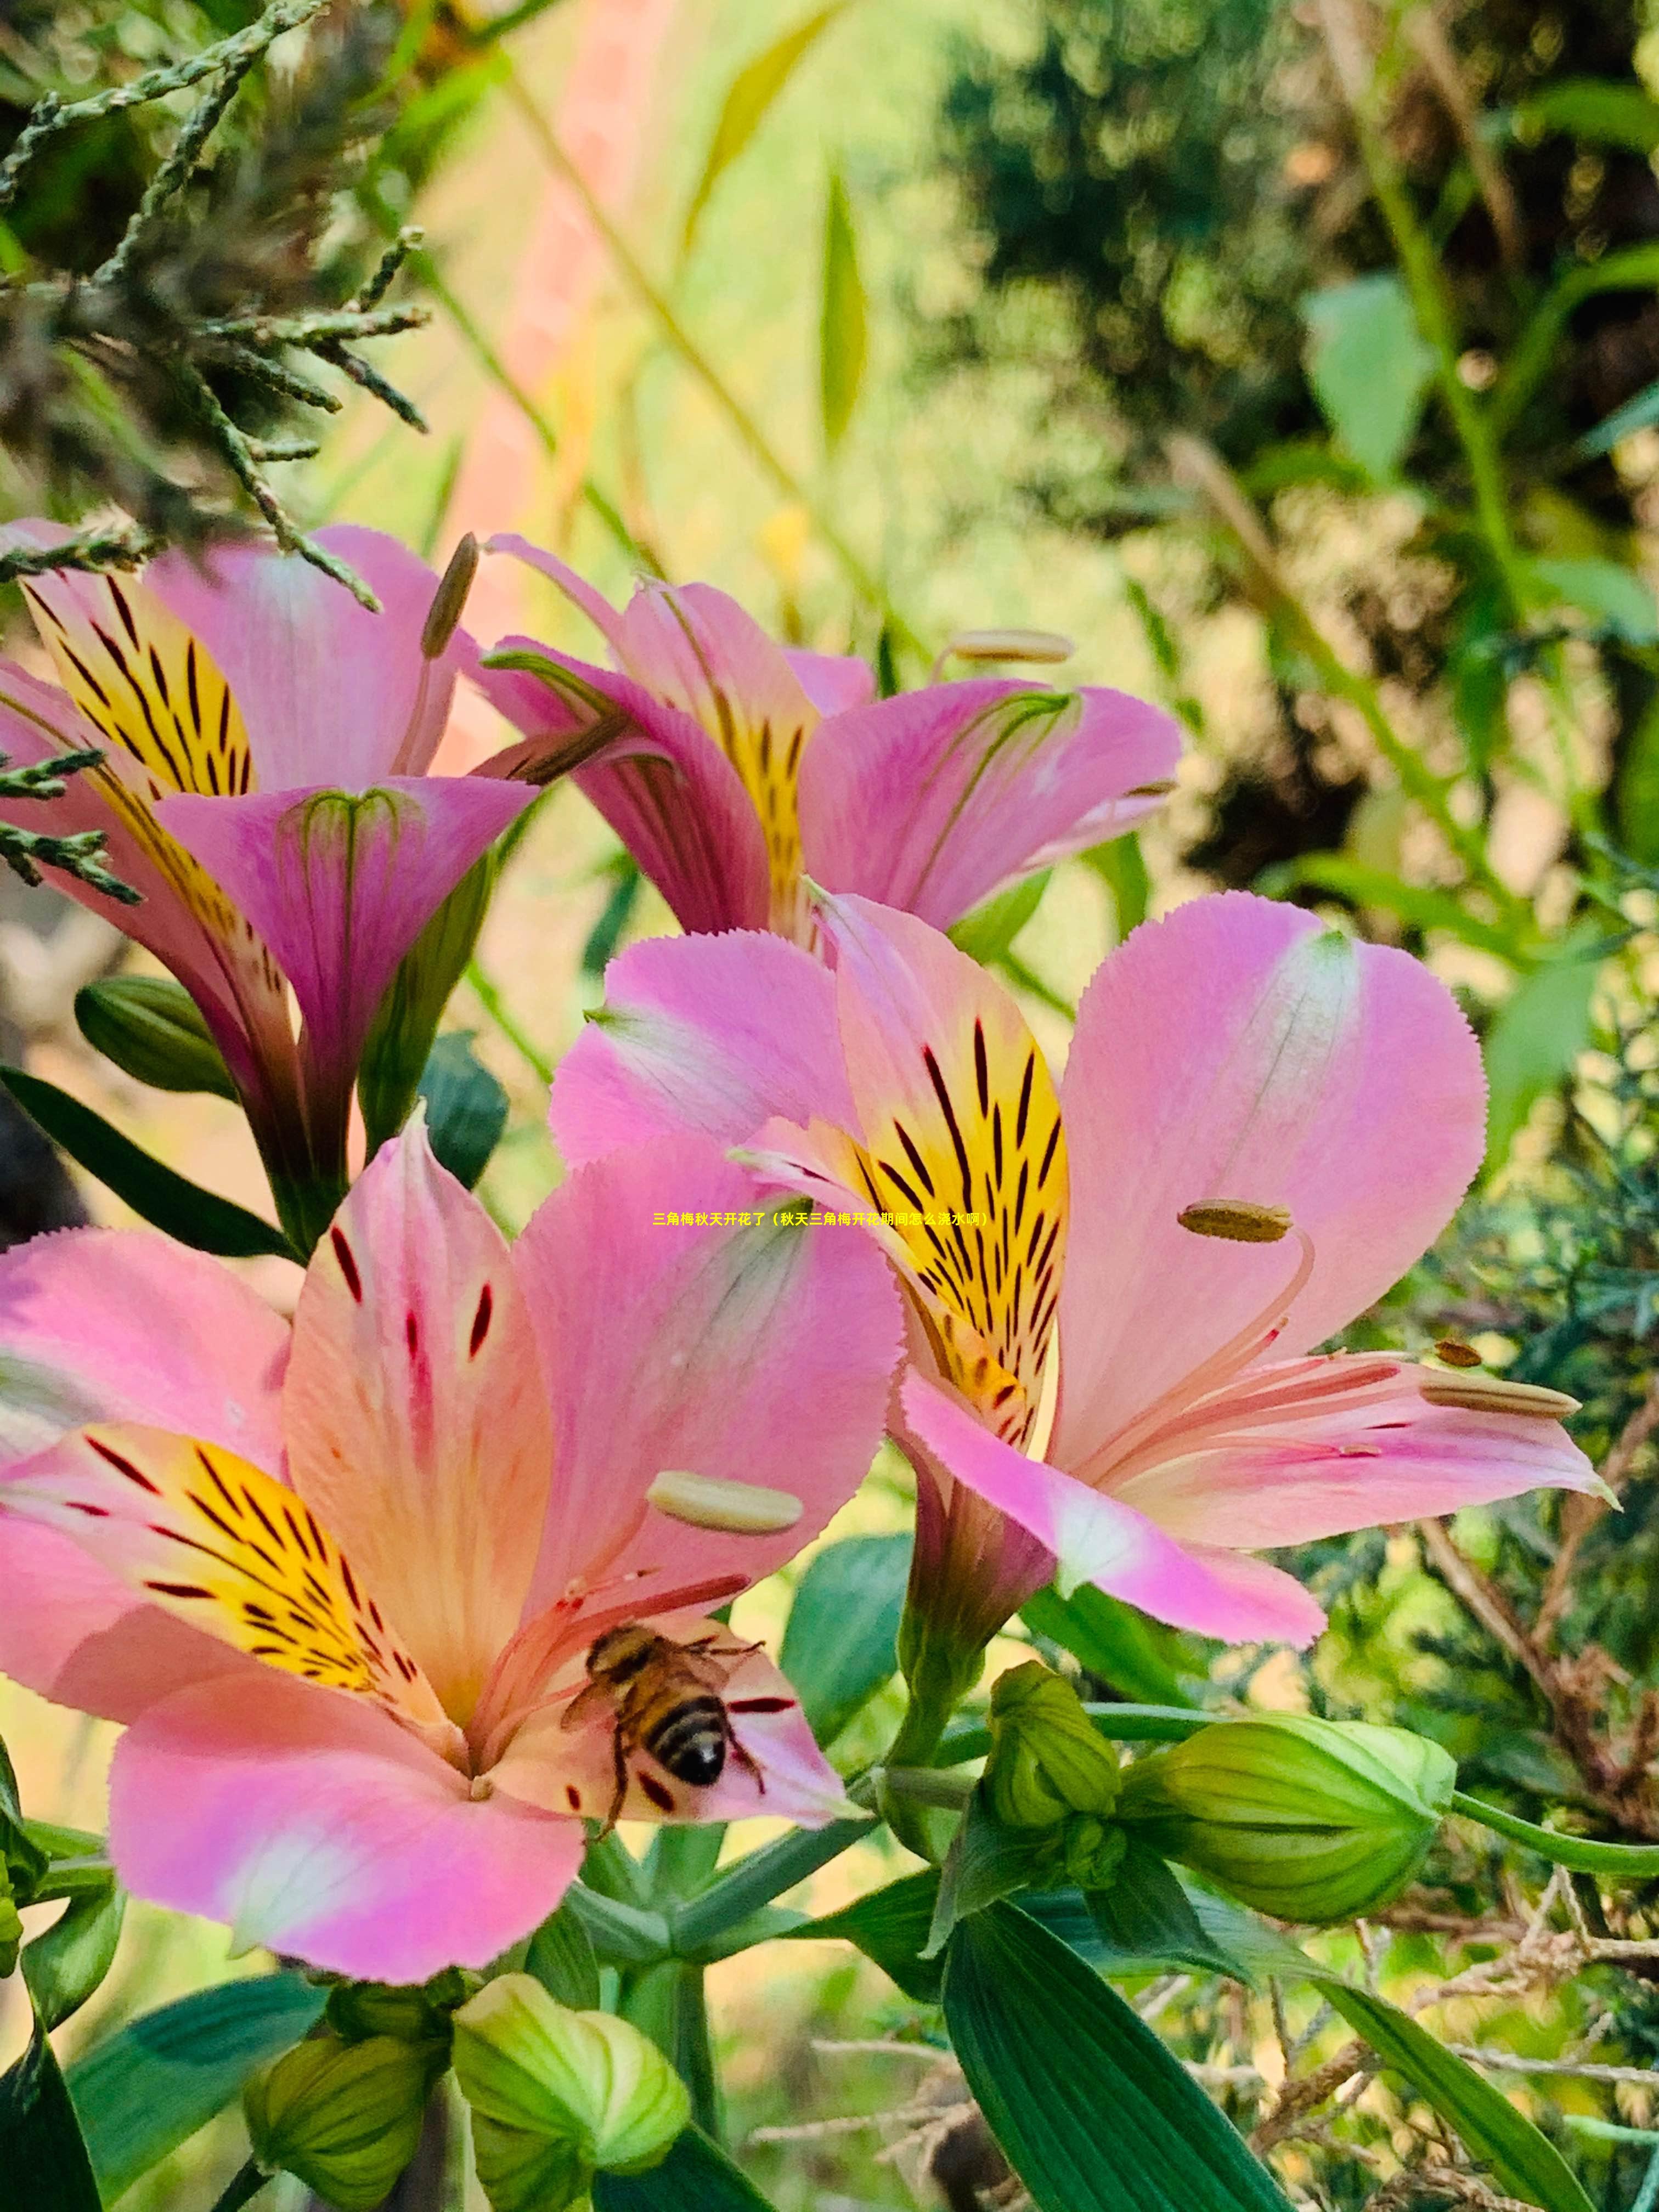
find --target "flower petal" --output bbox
[512,1136,902,1618]
[900,1372,1324,1646]
[110,1671,582,1980]
[0,1226,287,1468]
[1053,893,1486,1474]
[159,777,533,1108]
[787,649,875,716]
[549,928,849,1169]
[284,1123,552,1723]
[798,680,1181,929]
[133,526,481,786]
[1107,1358,1599,1548]
[493,1626,856,1828]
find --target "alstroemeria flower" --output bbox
[0,526,535,1243]
[474,536,1180,945]
[0,1123,900,1980]
[548,891,1599,1650]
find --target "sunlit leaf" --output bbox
[820,167,867,453]
[1483,951,1601,1171]
[681,8,846,255]
[949,871,1051,964]
[1302,274,1434,481]
[1519,77,1659,154]
[1023,1583,1198,1708]
[1531,556,1659,645]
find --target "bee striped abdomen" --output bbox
[645,1695,729,1787]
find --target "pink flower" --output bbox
[549,891,1599,1654]
[0,527,538,1246]
[0,1123,900,1981]
[474,536,1180,944]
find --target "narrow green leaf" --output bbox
[1086,1841,1252,1982]
[1452,1789,1659,1875]
[582,856,644,979]
[1617,691,1659,863]
[926,1789,1058,1959]
[526,1898,602,2011]
[1483,953,1601,1171]
[1579,371,1659,458]
[359,849,494,1154]
[785,1867,944,2001]
[23,1878,125,2032]
[1518,78,1659,154]
[594,2123,780,2211]
[417,1031,508,1190]
[1317,1982,1595,2212]
[1023,1584,1198,1708]
[680,7,844,255]
[779,1533,910,1745]
[943,1904,1295,2211]
[561,1884,673,1969]
[0,2018,101,2212]
[1532,556,1659,645]
[0,1066,293,1260]
[1257,854,1530,965]
[949,872,1051,965]
[820,167,867,453]
[74,977,238,1099]
[65,1973,326,2202]
[1081,832,1151,939]
[1303,274,1434,482]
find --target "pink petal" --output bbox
[1107,1357,1599,1548]
[901,1372,1325,1647]
[1053,893,1487,1474]
[0,1226,287,1469]
[549,928,850,1168]
[158,776,533,1107]
[477,640,770,933]
[486,533,630,654]
[493,1627,856,1828]
[798,679,1181,929]
[133,526,481,786]
[612,580,819,741]
[110,1671,582,1980]
[512,1136,902,1618]
[284,1124,553,1722]
[787,649,875,716]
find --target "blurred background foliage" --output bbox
[9,1,1659,2207]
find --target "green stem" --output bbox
[465,958,554,1086]
[669,1818,870,1955]
[881,1765,974,1812]
[501,72,928,662]
[1451,1790,1659,1875]
[209,2159,272,2212]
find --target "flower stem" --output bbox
[209,2160,271,2212]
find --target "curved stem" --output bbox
[210,2160,272,2212]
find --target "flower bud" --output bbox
[985,1662,1122,1829]
[1117,1714,1456,1922]
[453,1975,689,2212]
[244,2033,435,2211]
[75,977,237,1099]
[325,1966,471,2046]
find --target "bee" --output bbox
[561,1622,770,1836]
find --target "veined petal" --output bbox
[549,929,850,1169]
[786,648,875,716]
[1106,1358,1600,1548]
[0,1226,287,1468]
[1053,893,1487,1475]
[493,1627,856,1829]
[284,1125,552,1723]
[511,1136,901,1621]
[901,1373,1324,1646]
[111,1671,582,1980]
[134,526,481,784]
[798,679,1181,930]
[159,777,533,1105]
[1,1423,447,1729]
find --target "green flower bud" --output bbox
[1057,1812,1128,1892]
[74,977,238,1099]
[453,1975,689,2212]
[326,1967,471,2046]
[1117,1714,1457,1923]
[985,1662,1122,1828]
[244,2033,435,2211]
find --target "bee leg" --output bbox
[596,1728,630,1840]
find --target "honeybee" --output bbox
[561,1622,769,1836]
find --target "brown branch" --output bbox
[1537,1371,1659,1645]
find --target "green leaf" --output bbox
[526,1898,603,2011]
[779,1532,910,1745]
[820,167,867,453]
[22,1878,125,2032]
[1316,1982,1595,2212]
[785,1868,945,2001]
[1086,1841,1254,1982]
[359,849,494,1154]
[65,1973,326,2202]
[1023,1584,1198,1708]
[926,1788,1057,1959]
[0,1066,294,1260]
[1302,274,1434,481]
[680,7,844,256]
[1483,952,1601,1171]
[1452,1789,1659,1875]
[74,977,238,1099]
[1518,78,1659,154]
[582,856,644,979]
[1532,556,1659,644]
[943,1904,1295,2212]
[594,2123,780,2211]
[561,1885,674,1970]
[0,1734,47,1898]
[0,2018,101,2212]
[1081,832,1150,939]
[1256,854,1531,966]
[949,872,1051,964]
[417,1032,508,1190]
[1578,372,1659,458]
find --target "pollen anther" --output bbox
[1177,1199,1294,1244]
[646,1469,805,1534]
[1419,1374,1580,1419]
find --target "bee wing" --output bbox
[559,1679,615,1734]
